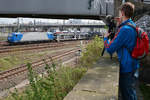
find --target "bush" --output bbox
[8,60,87,100]
[80,35,103,67]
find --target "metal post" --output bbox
[106,2,108,15]
[17,18,20,32]
[99,4,102,15]
[99,3,102,36]
[63,19,65,31]
[34,19,36,32]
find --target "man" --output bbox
[104,2,139,100]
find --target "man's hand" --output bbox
[104,33,111,38]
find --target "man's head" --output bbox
[119,2,135,22]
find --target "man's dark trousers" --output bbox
[119,72,137,100]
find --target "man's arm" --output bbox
[104,28,129,54]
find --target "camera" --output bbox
[101,15,117,58]
[105,15,116,40]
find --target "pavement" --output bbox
[64,57,119,100]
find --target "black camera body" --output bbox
[105,15,116,40]
[101,15,117,58]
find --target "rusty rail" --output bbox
[0,49,79,81]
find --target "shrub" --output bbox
[80,35,103,67]
[8,60,87,100]
[140,83,150,100]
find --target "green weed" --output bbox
[80,35,103,67]
[7,59,87,100]
[140,83,150,100]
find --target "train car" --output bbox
[54,31,73,41]
[77,32,90,40]
[54,31,90,41]
[7,32,55,43]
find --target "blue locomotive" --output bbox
[7,32,55,43]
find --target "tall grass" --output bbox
[8,59,87,100]
[80,35,104,67]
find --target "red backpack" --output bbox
[127,23,149,60]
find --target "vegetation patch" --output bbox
[6,61,87,100]
[80,35,103,67]
[140,83,150,100]
[0,55,22,71]
[0,36,7,41]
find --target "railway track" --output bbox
[0,42,63,49]
[0,40,86,48]
[0,43,64,54]
[0,41,8,46]
[0,40,87,54]
[0,48,79,81]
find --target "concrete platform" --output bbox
[64,57,119,100]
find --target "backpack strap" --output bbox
[124,22,138,52]
[126,23,136,30]
[126,23,142,38]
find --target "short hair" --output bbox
[119,2,135,18]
